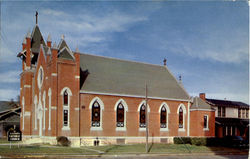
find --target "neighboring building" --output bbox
[0,101,20,138]
[199,93,249,139]
[190,97,215,137]
[17,20,215,146]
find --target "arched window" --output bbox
[60,87,72,130]
[116,103,124,127]
[160,106,167,128]
[63,90,68,106]
[139,104,146,128]
[63,90,68,126]
[179,107,183,128]
[92,101,100,127]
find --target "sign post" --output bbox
[7,128,22,148]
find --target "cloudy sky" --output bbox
[0,1,249,104]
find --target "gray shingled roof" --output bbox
[58,47,75,60]
[206,98,249,108]
[31,25,45,53]
[80,53,190,100]
[0,101,18,113]
[191,97,212,109]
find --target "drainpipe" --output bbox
[187,100,190,137]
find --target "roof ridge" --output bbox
[78,52,166,68]
[206,98,247,103]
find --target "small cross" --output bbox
[35,11,38,24]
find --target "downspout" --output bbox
[56,61,58,137]
[187,100,190,137]
[79,87,81,145]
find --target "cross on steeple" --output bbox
[35,11,38,24]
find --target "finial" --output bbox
[47,34,51,42]
[35,11,38,25]
[52,42,58,49]
[75,45,79,53]
[47,47,52,55]
[26,29,31,38]
[179,75,182,83]
[61,34,65,40]
[22,37,27,44]
[163,58,167,66]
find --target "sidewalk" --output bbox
[0,148,248,158]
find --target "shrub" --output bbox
[206,137,222,146]
[191,138,207,146]
[56,136,71,146]
[174,137,224,147]
[174,137,191,144]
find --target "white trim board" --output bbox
[190,109,215,112]
[80,91,191,102]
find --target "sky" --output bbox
[0,0,249,104]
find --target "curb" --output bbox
[0,151,248,158]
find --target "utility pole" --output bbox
[145,83,149,153]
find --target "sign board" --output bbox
[8,130,22,141]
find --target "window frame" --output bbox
[89,97,104,131]
[91,101,101,127]
[60,87,72,131]
[114,99,128,131]
[203,115,209,131]
[138,100,150,131]
[177,104,186,132]
[159,102,170,131]
[116,102,125,127]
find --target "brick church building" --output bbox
[17,20,215,146]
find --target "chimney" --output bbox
[47,34,52,47]
[199,93,206,101]
[163,58,167,66]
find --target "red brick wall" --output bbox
[190,110,215,137]
[79,94,189,137]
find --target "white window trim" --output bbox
[60,87,72,130]
[114,99,128,131]
[177,103,186,132]
[89,97,104,131]
[48,88,52,130]
[22,96,25,130]
[37,66,44,90]
[43,91,46,130]
[34,95,38,130]
[138,100,150,130]
[203,115,209,131]
[159,102,170,132]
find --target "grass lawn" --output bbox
[0,143,245,157]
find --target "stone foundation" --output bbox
[22,136,174,147]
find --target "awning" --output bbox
[215,117,249,127]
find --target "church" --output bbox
[17,16,215,146]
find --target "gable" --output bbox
[58,47,75,60]
[191,97,212,110]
